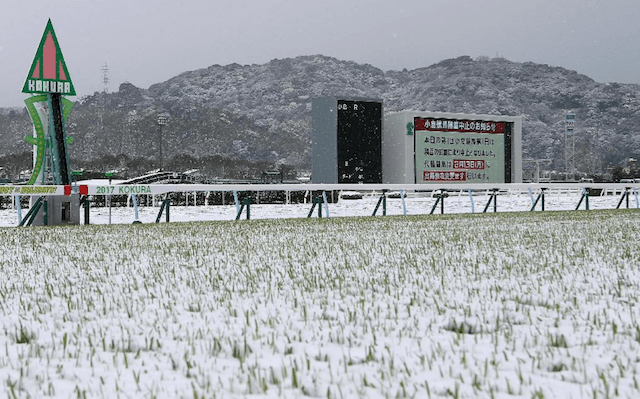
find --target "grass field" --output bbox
[1,209,639,398]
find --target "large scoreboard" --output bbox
[383,111,522,184]
[414,117,513,183]
[312,98,382,184]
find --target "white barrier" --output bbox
[82,182,640,196]
[0,183,638,196]
[1,182,638,226]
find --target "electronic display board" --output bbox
[414,117,512,183]
[337,100,382,183]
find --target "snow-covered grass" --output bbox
[1,209,640,398]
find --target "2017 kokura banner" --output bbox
[414,117,505,184]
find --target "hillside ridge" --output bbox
[0,54,638,178]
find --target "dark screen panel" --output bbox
[336,100,382,183]
[504,122,513,183]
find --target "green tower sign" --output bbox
[22,19,75,96]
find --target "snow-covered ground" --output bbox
[0,194,639,398]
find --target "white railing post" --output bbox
[468,188,475,214]
[322,191,330,218]
[16,196,22,226]
[233,191,240,215]
[400,190,407,216]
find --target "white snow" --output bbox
[0,192,638,398]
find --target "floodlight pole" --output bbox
[105,172,114,225]
[157,113,169,171]
[565,113,576,181]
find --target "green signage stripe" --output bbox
[24,95,48,185]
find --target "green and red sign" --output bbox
[22,19,75,96]
[414,117,506,183]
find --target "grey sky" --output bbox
[0,0,638,107]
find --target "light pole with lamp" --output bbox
[157,112,169,171]
[105,171,114,225]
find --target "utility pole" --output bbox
[101,63,109,93]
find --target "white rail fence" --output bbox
[1,183,638,225]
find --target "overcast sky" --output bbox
[0,0,638,107]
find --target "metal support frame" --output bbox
[235,197,251,220]
[155,198,171,223]
[307,196,324,218]
[81,196,90,225]
[372,191,387,216]
[43,197,48,225]
[430,190,448,215]
[47,93,71,185]
[575,188,590,210]
[19,196,46,227]
[616,188,631,209]
[483,189,499,213]
[530,188,547,212]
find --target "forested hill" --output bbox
[1,55,638,177]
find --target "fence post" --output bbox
[528,188,534,209]
[20,197,43,227]
[235,202,245,220]
[235,198,251,220]
[483,189,498,213]
[430,196,441,215]
[430,190,447,215]
[616,189,629,209]
[322,191,330,218]
[83,196,90,225]
[43,197,48,226]
[493,189,498,212]
[233,190,240,215]
[383,192,387,216]
[400,190,407,216]
[307,198,318,218]
[530,188,547,212]
[16,196,22,226]
[132,194,141,224]
[586,189,590,210]
[576,188,590,211]
[155,197,171,223]
[372,192,387,216]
